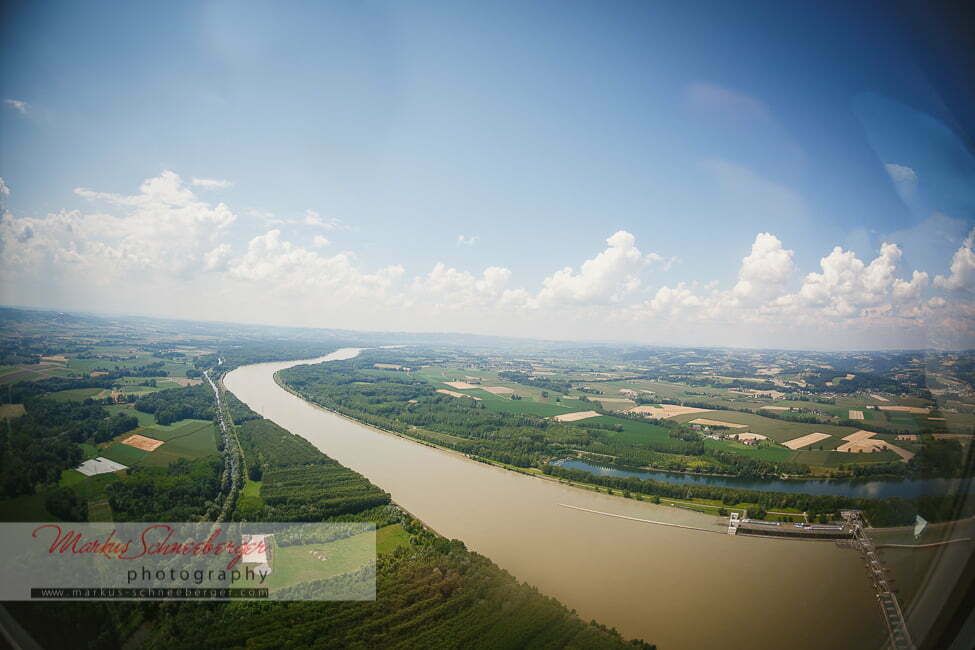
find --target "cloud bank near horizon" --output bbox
[0,171,972,349]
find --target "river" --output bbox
[224,349,886,650]
[555,459,968,499]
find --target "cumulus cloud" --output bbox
[795,243,903,316]
[412,263,512,309]
[191,177,233,190]
[0,168,968,347]
[203,244,232,272]
[0,177,9,197]
[934,229,975,292]
[1,171,236,284]
[536,231,652,306]
[4,99,29,115]
[457,234,479,246]
[228,229,404,301]
[731,233,794,305]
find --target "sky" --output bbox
[1,0,974,349]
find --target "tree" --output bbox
[45,487,88,521]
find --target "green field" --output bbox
[100,442,148,466]
[242,479,263,497]
[106,404,156,426]
[59,469,87,487]
[377,523,411,555]
[0,492,58,522]
[147,418,213,439]
[45,387,105,402]
[87,499,113,522]
[261,530,376,592]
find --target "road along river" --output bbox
[224,349,885,650]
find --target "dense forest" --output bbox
[234,416,391,521]
[0,398,137,498]
[135,384,215,424]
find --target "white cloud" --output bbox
[934,229,975,292]
[457,234,479,246]
[227,229,404,302]
[684,83,769,121]
[0,177,9,197]
[0,168,969,348]
[411,263,512,309]
[203,244,232,272]
[191,177,233,190]
[2,170,236,284]
[536,230,650,306]
[884,163,917,187]
[731,233,794,305]
[4,99,29,115]
[795,243,903,316]
[303,209,347,231]
[892,270,929,301]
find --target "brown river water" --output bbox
[224,349,885,650]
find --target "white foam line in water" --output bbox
[559,503,723,534]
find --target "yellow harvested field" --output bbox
[733,432,767,441]
[835,430,915,461]
[166,377,202,387]
[0,403,26,419]
[928,417,946,421]
[373,363,403,370]
[759,406,791,411]
[445,381,480,390]
[879,405,930,414]
[41,354,68,362]
[594,398,635,411]
[870,393,889,402]
[689,418,748,429]
[628,404,712,418]
[842,430,877,443]
[782,432,832,450]
[481,386,515,395]
[848,410,864,420]
[436,389,480,400]
[895,435,918,441]
[120,434,165,451]
[551,410,602,422]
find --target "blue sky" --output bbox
[1,1,973,348]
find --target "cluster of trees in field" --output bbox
[199,340,356,371]
[135,384,215,424]
[542,463,968,527]
[1,376,115,404]
[233,413,390,522]
[106,457,224,521]
[497,370,573,394]
[0,398,138,498]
